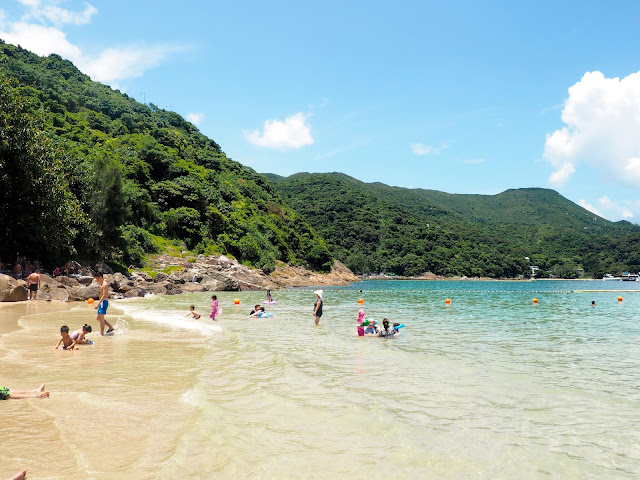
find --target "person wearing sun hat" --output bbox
[312,290,323,325]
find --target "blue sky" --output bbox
[2,0,640,222]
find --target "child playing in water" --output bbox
[186,305,202,319]
[357,307,365,336]
[267,289,273,302]
[364,321,378,335]
[209,295,219,321]
[55,325,75,350]
[0,383,49,399]
[71,324,93,345]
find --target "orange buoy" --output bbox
[617,296,623,302]
[445,298,451,305]
[87,298,94,304]
[234,298,240,305]
[358,298,364,304]
[533,298,539,304]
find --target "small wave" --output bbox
[181,388,202,407]
[117,302,222,336]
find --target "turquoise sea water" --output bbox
[2,279,639,479]
[110,279,640,479]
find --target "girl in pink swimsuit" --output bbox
[357,308,365,336]
[209,295,219,321]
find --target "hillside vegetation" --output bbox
[266,172,640,278]
[0,41,332,272]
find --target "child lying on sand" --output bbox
[0,383,49,399]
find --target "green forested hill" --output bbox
[266,172,640,278]
[0,41,332,272]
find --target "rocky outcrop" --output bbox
[73,285,101,301]
[0,274,28,302]
[0,254,359,302]
[0,274,29,302]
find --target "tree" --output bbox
[0,77,86,265]
[89,153,127,257]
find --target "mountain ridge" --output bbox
[265,172,640,277]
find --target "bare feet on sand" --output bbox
[7,470,27,480]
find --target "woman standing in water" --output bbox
[312,290,323,325]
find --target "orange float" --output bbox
[234,298,240,305]
[357,298,364,304]
[533,298,539,304]
[445,298,451,305]
[87,298,94,304]
[617,296,623,302]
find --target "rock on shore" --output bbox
[0,255,359,302]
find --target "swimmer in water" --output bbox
[364,321,378,336]
[267,289,273,302]
[186,305,202,319]
[378,318,399,338]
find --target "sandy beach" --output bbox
[2,280,640,479]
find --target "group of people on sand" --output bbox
[1,271,117,479]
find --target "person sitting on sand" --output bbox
[71,324,93,345]
[0,383,49,399]
[55,325,76,350]
[12,262,22,279]
[185,305,201,319]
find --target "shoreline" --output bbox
[358,275,604,281]
[0,255,360,303]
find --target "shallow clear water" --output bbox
[1,280,639,479]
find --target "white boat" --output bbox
[602,274,622,281]
[621,272,639,281]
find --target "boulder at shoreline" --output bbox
[0,255,358,302]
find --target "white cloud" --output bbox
[411,141,449,156]
[578,199,603,218]
[245,113,313,150]
[544,70,640,188]
[0,21,82,58]
[83,45,176,84]
[463,158,486,164]
[0,1,177,85]
[186,113,204,125]
[579,195,640,222]
[17,1,97,26]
